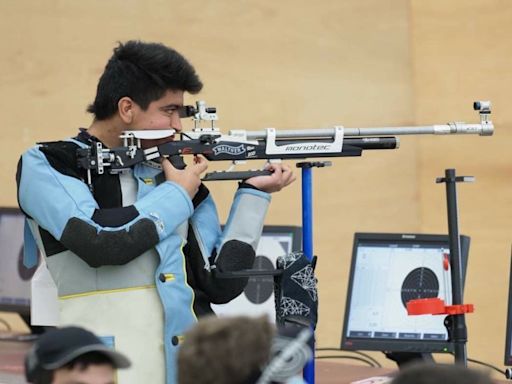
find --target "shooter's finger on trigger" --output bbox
[192,159,208,174]
[193,154,205,164]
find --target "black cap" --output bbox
[27,327,131,372]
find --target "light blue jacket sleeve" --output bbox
[187,187,271,303]
[18,146,194,265]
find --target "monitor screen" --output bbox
[0,208,39,316]
[341,232,470,353]
[503,246,512,365]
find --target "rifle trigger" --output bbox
[169,155,187,170]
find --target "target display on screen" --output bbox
[341,232,470,353]
[400,267,440,307]
[212,226,301,320]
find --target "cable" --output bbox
[467,357,505,376]
[315,355,376,367]
[447,353,505,376]
[316,348,506,375]
[353,351,383,367]
[316,347,382,367]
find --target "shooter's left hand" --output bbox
[244,163,295,193]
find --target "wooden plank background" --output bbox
[0,0,510,375]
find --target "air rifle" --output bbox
[77,100,493,184]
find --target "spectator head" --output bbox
[178,315,312,384]
[25,326,130,384]
[178,315,274,384]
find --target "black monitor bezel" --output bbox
[0,207,32,316]
[340,232,470,354]
[260,225,302,253]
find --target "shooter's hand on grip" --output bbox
[244,163,296,193]
[162,155,208,198]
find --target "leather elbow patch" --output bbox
[216,240,255,273]
[60,217,159,268]
[208,240,256,304]
[92,206,139,227]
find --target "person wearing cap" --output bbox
[25,326,131,384]
[16,40,295,384]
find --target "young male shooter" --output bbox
[17,40,295,383]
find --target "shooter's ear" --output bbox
[118,97,135,124]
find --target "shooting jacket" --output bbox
[16,130,270,384]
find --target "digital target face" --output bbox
[212,226,301,320]
[244,255,275,304]
[400,267,440,308]
[341,233,470,353]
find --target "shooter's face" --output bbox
[129,89,184,149]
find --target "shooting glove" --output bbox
[275,252,318,330]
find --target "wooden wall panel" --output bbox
[411,0,512,372]
[3,0,482,371]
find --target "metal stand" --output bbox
[436,168,474,366]
[297,161,331,384]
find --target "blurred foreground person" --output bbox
[177,315,312,384]
[25,326,130,384]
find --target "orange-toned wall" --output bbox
[411,0,512,371]
[0,0,509,375]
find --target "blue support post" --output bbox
[302,167,314,259]
[301,165,315,384]
[297,160,330,384]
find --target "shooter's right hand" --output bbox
[161,155,208,198]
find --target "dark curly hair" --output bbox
[178,315,275,384]
[87,40,203,120]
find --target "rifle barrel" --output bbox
[241,122,493,140]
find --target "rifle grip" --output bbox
[169,155,186,170]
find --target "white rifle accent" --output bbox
[264,126,344,155]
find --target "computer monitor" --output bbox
[341,232,470,353]
[503,246,512,365]
[0,208,39,317]
[212,225,302,319]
